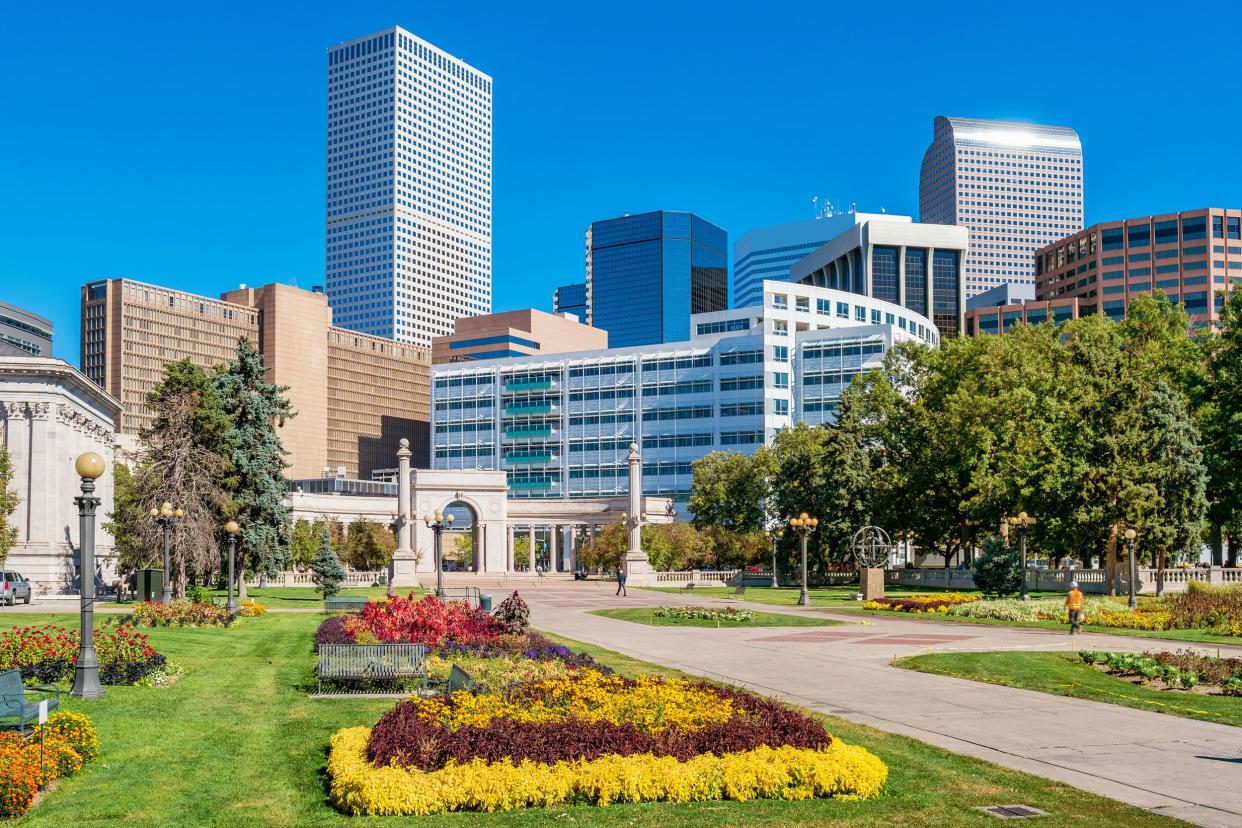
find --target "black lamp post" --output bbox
[71,452,105,700]
[1124,528,1138,609]
[149,501,183,602]
[224,520,240,613]
[788,512,819,607]
[1006,511,1036,600]
[423,509,453,599]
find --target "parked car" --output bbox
[0,572,31,606]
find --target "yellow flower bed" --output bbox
[327,726,887,815]
[414,670,734,733]
[863,593,981,613]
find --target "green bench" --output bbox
[681,582,696,593]
[316,643,426,693]
[323,596,369,614]
[733,584,747,599]
[0,669,58,734]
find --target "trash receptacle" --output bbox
[137,569,163,602]
[479,593,493,612]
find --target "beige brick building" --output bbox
[81,279,430,479]
[431,308,607,363]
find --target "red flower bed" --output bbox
[366,680,830,771]
[341,594,503,646]
[0,624,164,685]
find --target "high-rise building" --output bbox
[1034,208,1242,328]
[788,215,969,338]
[80,278,431,478]
[326,26,492,346]
[919,115,1083,297]
[432,308,607,363]
[585,211,727,347]
[733,217,848,309]
[0,301,52,357]
[431,282,936,503]
[552,282,588,322]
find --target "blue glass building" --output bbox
[552,282,588,322]
[585,211,727,347]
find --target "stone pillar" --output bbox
[528,525,536,572]
[549,525,559,572]
[624,442,652,577]
[390,439,419,588]
[565,525,576,573]
[505,524,514,572]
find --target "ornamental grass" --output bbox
[329,726,887,815]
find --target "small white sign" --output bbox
[38,699,48,725]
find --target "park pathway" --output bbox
[502,579,1242,828]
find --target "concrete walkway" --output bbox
[507,580,1242,828]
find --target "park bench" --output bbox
[439,586,481,608]
[733,584,747,599]
[0,669,58,734]
[316,643,426,694]
[323,596,369,613]
[681,582,696,594]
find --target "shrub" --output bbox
[130,600,235,628]
[316,616,353,649]
[492,592,529,634]
[342,594,502,646]
[972,537,1022,598]
[1165,585,1242,634]
[330,726,887,815]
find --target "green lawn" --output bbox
[590,607,842,628]
[108,585,410,609]
[898,651,1242,729]
[2,612,1182,827]
[644,585,1242,646]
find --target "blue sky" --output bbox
[3,1,1240,363]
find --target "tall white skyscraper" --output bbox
[326,26,492,344]
[919,116,1083,298]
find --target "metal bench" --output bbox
[323,596,369,614]
[439,586,481,608]
[734,584,747,599]
[316,643,426,693]
[681,582,696,593]
[0,668,59,734]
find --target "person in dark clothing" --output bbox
[615,566,627,597]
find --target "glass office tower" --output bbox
[585,211,727,347]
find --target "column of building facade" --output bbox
[527,525,536,572]
[505,525,514,572]
[549,525,558,573]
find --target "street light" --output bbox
[768,527,784,588]
[1006,511,1037,600]
[224,520,240,613]
[963,519,981,567]
[149,501,184,602]
[1124,528,1138,609]
[71,452,106,700]
[423,510,454,598]
[788,512,819,607]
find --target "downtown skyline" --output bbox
[3,1,1241,362]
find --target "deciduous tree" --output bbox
[0,446,18,567]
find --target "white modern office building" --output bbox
[733,213,894,309]
[431,282,937,504]
[788,216,969,339]
[919,115,1083,298]
[326,26,492,345]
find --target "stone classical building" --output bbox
[1,357,122,594]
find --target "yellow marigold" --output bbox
[327,727,887,815]
[413,670,735,733]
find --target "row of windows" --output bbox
[695,319,751,335]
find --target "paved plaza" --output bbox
[475,577,1242,828]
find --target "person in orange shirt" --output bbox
[1065,581,1084,635]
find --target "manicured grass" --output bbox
[898,651,1242,729]
[644,585,1242,646]
[106,585,409,609]
[1,612,1182,827]
[590,607,842,628]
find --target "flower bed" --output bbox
[129,599,236,628]
[0,624,166,686]
[863,593,980,613]
[327,670,887,815]
[653,606,755,623]
[0,712,100,817]
[1080,650,1242,694]
[341,594,502,646]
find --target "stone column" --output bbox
[624,443,652,577]
[527,525,536,572]
[549,525,559,572]
[565,525,576,573]
[505,524,514,572]
[390,438,419,588]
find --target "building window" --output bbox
[773,371,790,389]
[872,246,899,303]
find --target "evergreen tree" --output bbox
[0,446,19,567]
[310,528,347,598]
[973,537,1022,598]
[215,339,295,596]
[1202,290,1242,564]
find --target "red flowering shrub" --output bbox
[367,678,831,771]
[341,594,502,646]
[0,624,164,685]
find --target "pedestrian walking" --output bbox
[615,566,627,597]
[1065,580,1084,635]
